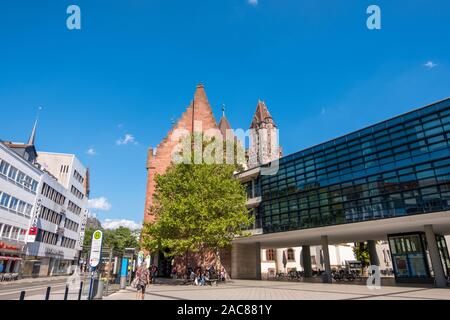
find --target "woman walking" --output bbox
[135,263,150,300]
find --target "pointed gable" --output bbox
[144,84,220,222]
[250,100,276,129]
[218,116,232,137]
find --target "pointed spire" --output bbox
[218,104,232,138]
[194,83,208,105]
[250,100,275,129]
[28,107,42,145]
[186,83,218,133]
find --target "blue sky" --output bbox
[1,0,449,228]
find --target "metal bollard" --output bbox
[64,285,69,300]
[19,291,26,300]
[45,287,51,300]
[78,281,83,300]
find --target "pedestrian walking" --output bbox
[135,262,150,300]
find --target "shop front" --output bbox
[0,240,25,280]
[388,232,450,283]
[22,248,76,278]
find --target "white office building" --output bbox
[0,139,40,278]
[1,121,89,278]
[25,152,90,277]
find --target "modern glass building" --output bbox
[237,98,450,285]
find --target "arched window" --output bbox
[287,248,295,261]
[266,249,275,261]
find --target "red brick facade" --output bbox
[172,247,232,279]
[144,84,220,223]
[143,84,232,274]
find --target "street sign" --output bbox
[26,199,42,243]
[89,230,103,268]
[137,251,144,266]
[77,209,89,250]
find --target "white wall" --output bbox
[0,143,41,244]
[261,242,391,277]
[35,152,88,261]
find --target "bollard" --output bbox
[45,287,51,300]
[92,279,104,300]
[78,281,83,300]
[64,285,69,300]
[19,291,26,300]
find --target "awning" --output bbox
[0,256,22,261]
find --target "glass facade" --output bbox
[253,98,450,234]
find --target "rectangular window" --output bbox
[0,193,11,207]
[25,204,32,217]
[0,160,10,175]
[17,200,26,213]
[1,225,12,238]
[9,197,19,211]
[7,166,18,180]
[31,180,38,192]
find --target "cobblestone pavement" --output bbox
[104,280,450,300]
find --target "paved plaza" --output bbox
[105,280,450,301]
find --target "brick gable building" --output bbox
[143,84,278,277]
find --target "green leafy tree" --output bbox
[82,228,95,257]
[353,242,371,267]
[142,133,253,268]
[103,227,139,252]
[83,226,139,253]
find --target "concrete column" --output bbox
[276,249,284,272]
[424,225,447,288]
[367,240,380,267]
[321,236,332,283]
[255,242,262,280]
[231,242,262,280]
[251,179,255,198]
[335,245,341,266]
[301,246,312,278]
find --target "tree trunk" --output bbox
[184,249,189,275]
[215,248,221,273]
[201,245,205,270]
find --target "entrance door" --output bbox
[388,232,431,283]
[32,261,41,278]
[158,251,172,277]
[436,235,450,278]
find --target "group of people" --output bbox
[134,262,228,300]
[186,265,227,286]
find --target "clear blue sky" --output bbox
[1,0,449,228]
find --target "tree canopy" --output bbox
[142,133,253,262]
[353,242,371,267]
[83,226,140,254]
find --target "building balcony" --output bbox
[246,196,262,208]
[234,228,263,239]
[247,228,263,236]
[235,167,260,183]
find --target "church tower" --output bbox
[247,100,281,169]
